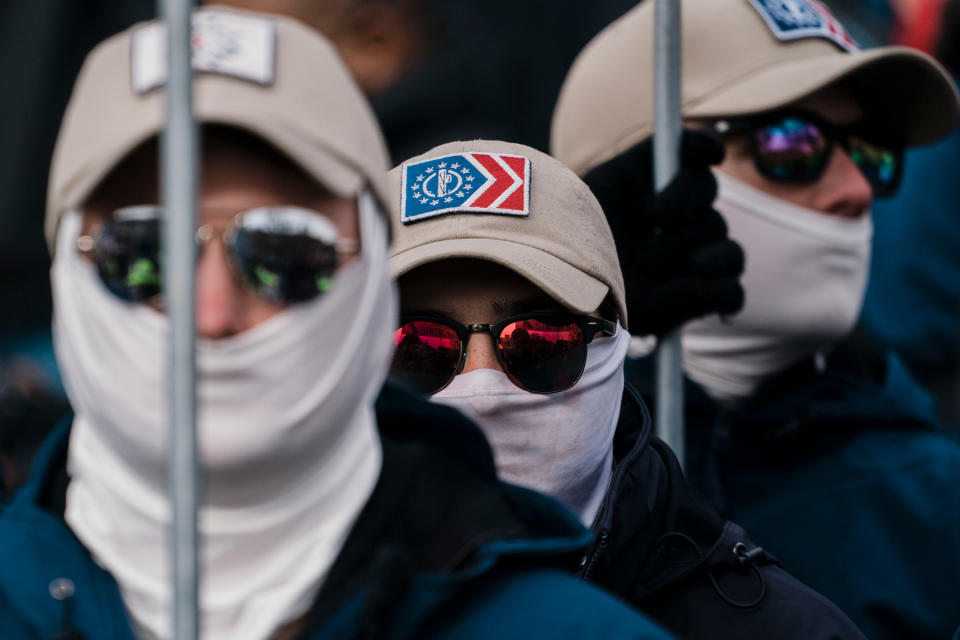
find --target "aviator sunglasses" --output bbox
[76,205,359,305]
[713,110,903,198]
[389,313,618,395]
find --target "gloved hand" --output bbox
[582,129,745,336]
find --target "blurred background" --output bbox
[1,0,959,493]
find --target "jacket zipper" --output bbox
[580,529,610,581]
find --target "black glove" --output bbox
[583,129,745,336]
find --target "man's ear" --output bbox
[335,2,423,93]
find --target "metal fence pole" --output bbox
[653,0,685,469]
[159,0,199,638]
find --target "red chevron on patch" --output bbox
[467,153,529,213]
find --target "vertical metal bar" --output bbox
[159,0,199,638]
[653,0,685,469]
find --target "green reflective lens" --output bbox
[89,205,346,306]
[849,137,901,198]
[226,207,340,304]
[95,209,163,302]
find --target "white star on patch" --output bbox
[417,174,424,182]
[462,168,470,174]
[451,163,460,169]
[412,183,420,191]
[456,191,466,198]
[438,162,447,168]
[444,197,453,203]
[425,167,435,174]
[466,176,475,182]
[464,184,473,190]
[431,200,439,205]
[420,197,428,204]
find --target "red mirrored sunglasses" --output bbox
[389,312,617,395]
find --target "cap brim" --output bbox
[688,46,960,146]
[47,90,367,252]
[390,238,611,316]
[73,101,363,202]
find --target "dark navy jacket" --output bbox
[587,384,865,639]
[629,332,960,640]
[861,126,960,422]
[0,385,671,640]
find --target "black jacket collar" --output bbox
[590,389,868,640]
[581,384,727,599]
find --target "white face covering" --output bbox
[682,172,872,404]
[54,193,397,640]
[432,326,630,526]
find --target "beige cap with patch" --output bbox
[388,140,628,327]
[552,0,960,177]
[45,5,391,251]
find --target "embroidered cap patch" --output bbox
[131,10,277,95]
[747,0,858,53]
[400,152,531,224]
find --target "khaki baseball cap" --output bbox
[387,140,628,326]
[552,0,960,177]
[46,5,391,251]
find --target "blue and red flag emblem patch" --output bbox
[400,152,531,224]
[747,0,858,53]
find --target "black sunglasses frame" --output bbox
[393,311,618,395]
[713,109,904,198]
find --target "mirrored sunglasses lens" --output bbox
[95,218,162,302]
[389,321,462,395]
[753,117,830,182]
[498,318,586,393]
[850,137,900,197]
[228,218,338,304]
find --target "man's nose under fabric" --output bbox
[432,327,631,526]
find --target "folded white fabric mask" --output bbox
[54,193,397,640]
[682,172,872,403]
[432,326,630,526]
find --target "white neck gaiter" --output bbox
[682,172,872,404]
[54,194,397,640]
[431,326,630,526]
